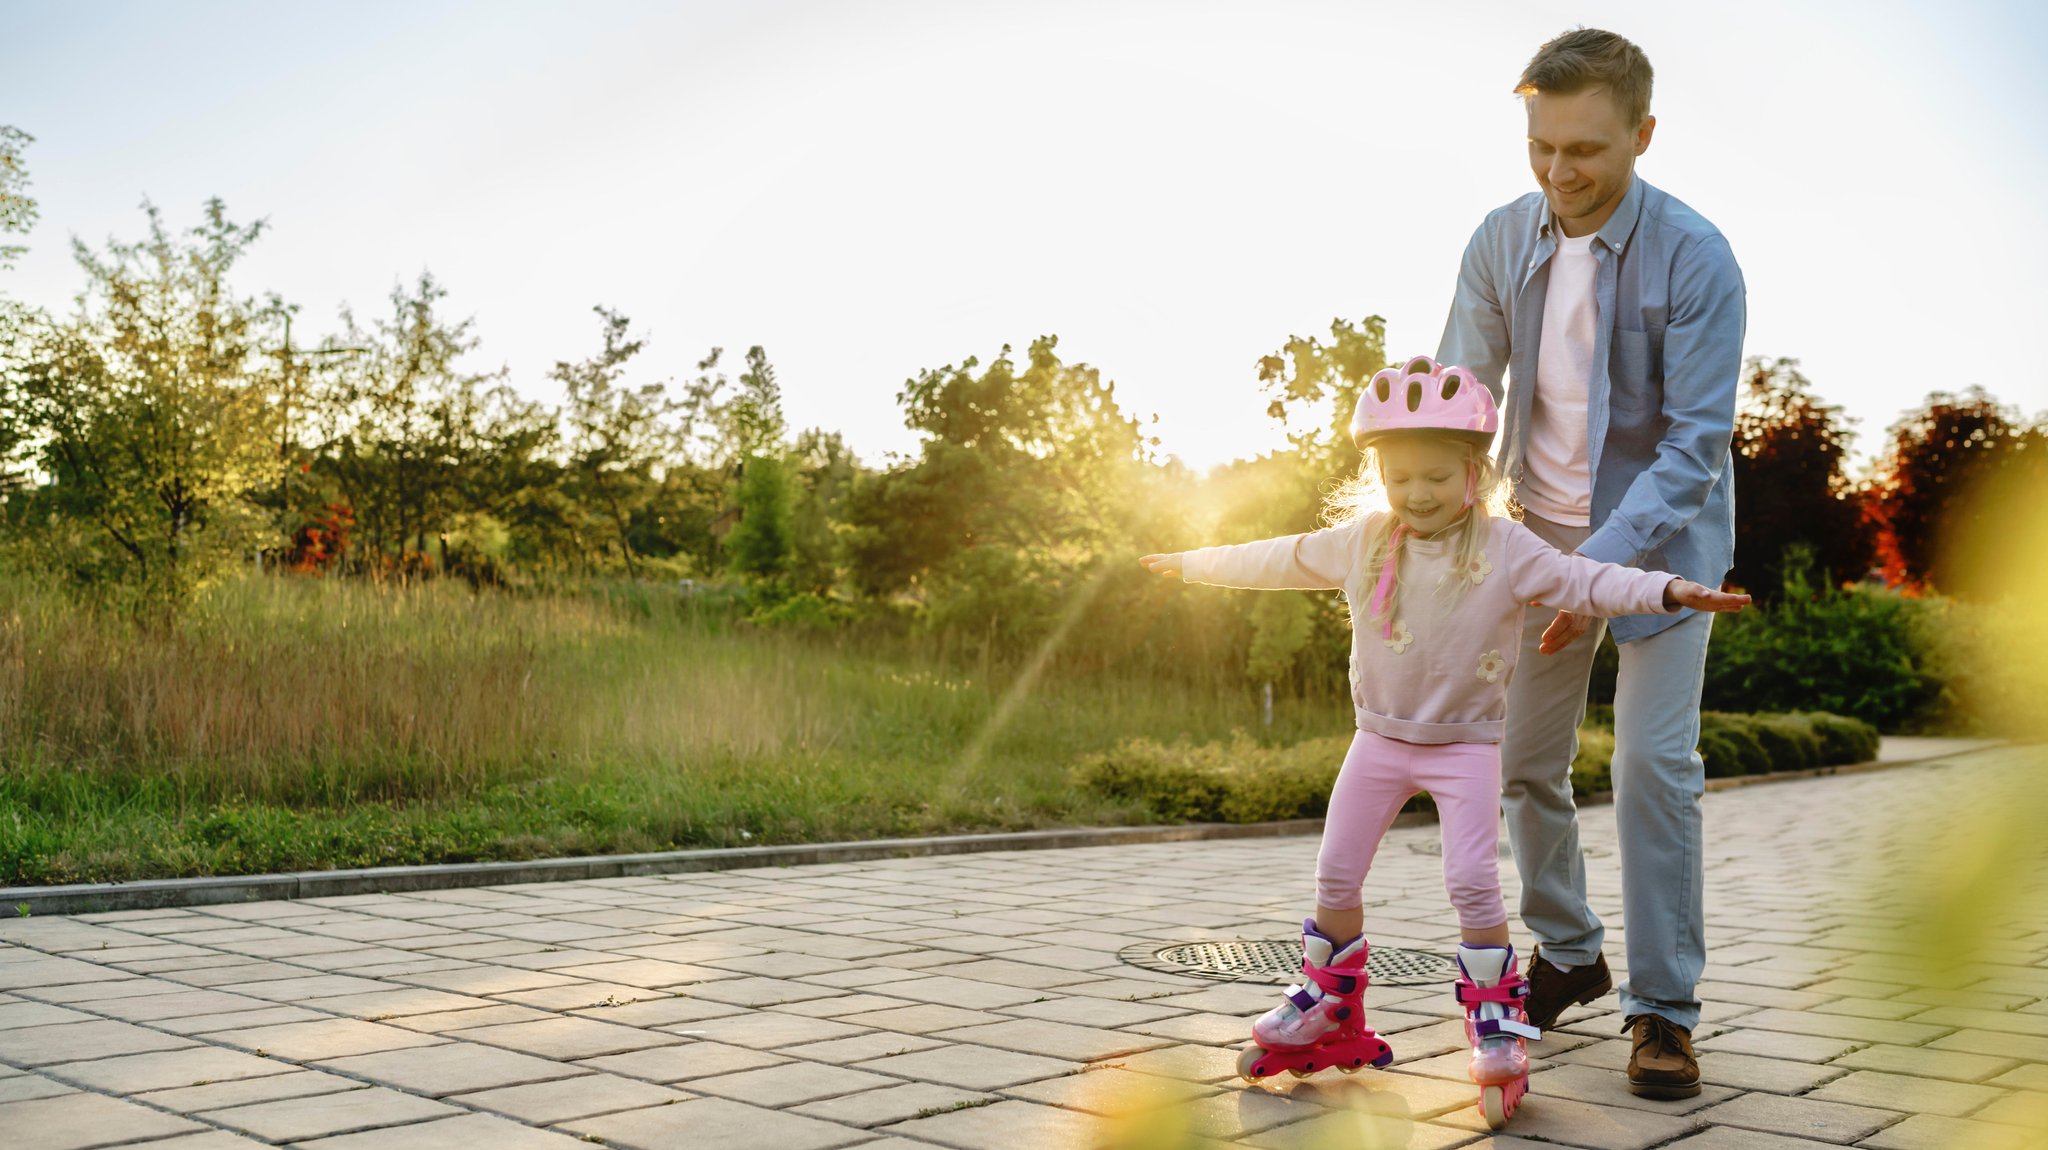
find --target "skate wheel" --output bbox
[1236,1046,1270,1082]
[1481,1085,1508,1129]
[1337,1064,1361,1075]
[1288,1067,1311,1079]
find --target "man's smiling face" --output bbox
[1526,86,1654,237]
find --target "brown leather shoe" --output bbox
[1524,948,1613,1030]
[1626,1013,1702,1098]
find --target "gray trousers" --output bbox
[1504,512,1713,1030]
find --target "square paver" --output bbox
[1433,1090,1698,1146]
[0,1073,76,1104]
[292,1111,596,1149]
[450,1072,690,1123]
[790,1081,997,1127]
[40,1046,292,1094]
[456,1016,683,1059]
[932,1018,1173,1061]
[0,1092,204,1149]
[199,1085,460,1141]
[1692,1092,1902,1143]
[854,1044,1078,1091]
[563,1096,871,1150]
[0,1019,195,1066]
[314,1042,586,1096]
[577,1040,788,1082]
[677,1011,873,1049]
[200,1017,446,1060]
[883,1097,1108,1149]
[689,1061,899,1107]
[136,1069,366,1113]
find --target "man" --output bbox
[1437,27,1745,1099]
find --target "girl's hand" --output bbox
[1664,579,1751,613]
[1139,553,1182,579]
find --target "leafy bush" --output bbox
[1072,733,1350,823]
[1701,563,1946,731]
[1697,723,1769,778]
[747,592,855,631]
[1714,713,1821,773]
[1075,707,1883,823]
[1567,726,1615,798]
[1800,711,1880,765]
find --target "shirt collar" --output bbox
[1539,174,1647,255]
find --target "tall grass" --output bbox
[0,572,1351,883]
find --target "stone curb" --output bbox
[2,818,1336,916]
[2,743,2000,916]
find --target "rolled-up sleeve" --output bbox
[1578,234,1745,567]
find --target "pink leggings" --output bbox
[1316,729,1508,930]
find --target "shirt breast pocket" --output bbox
[1609,328,1664,423]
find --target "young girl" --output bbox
[1139,355,1747,1127]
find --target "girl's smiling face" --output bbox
[1376,437,1472,536]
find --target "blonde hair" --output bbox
[1323,436,1514,631]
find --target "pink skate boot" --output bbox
[1237,920,1393,1082]
[1455,943,1541,1127]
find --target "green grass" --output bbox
[0,572,1353,885]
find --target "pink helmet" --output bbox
[1350,355,1498,450]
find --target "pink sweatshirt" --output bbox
[1181,513,1676,744]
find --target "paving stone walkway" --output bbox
[3,745,2044,1150]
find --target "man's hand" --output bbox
[1664,579,1751,613]
[1537,610,1593,655]
[1139,553,1182,579]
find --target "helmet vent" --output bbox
[1405,356,1434,376]
[1375,377,1391,402]
[1441,372,1463,400]
[1406,381,1423,412]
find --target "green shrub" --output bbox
[1802,711,1880,764]
[1726,713,1822,773]
[1076,707,1881,824]
[1701,567,1946,731]
[1071,732,1353,823]
[1568,726,1615,798]
[1696,722,1769,778]
[747,592,854,630]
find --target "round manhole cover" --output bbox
[1120,938,1459,986]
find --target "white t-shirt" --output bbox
[1521,227,1598,526]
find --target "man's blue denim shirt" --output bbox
[1437,175,1746,644]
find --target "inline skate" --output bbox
[1237,920,1394,1082]
[1455,943,1540,1127]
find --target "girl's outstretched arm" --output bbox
[1139,553,1182,578]
[1154,519,1366,592]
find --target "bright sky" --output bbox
[5,0,2045,473]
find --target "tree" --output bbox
[681,345,786,467]
[724,453,793,579]
[553,307,680,577]
[1868,388,2048,596]
[1727,356,1868,597]
[311,274,504,572]
[3,200,279,610]
[844,336,1150,651]
[1256,315,1390,483]
[0,125,35,271]
[0,125,42,494]
[785,428,859,593]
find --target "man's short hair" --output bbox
[1516,28,1654,126]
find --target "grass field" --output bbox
[0,573,1357,885]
